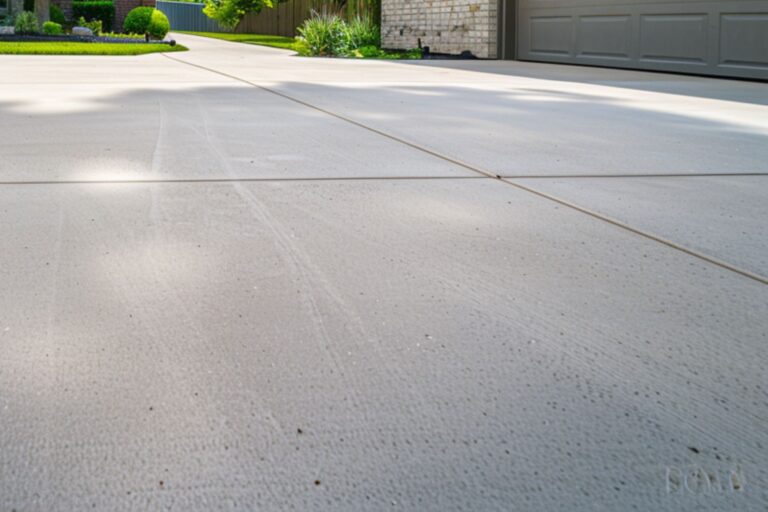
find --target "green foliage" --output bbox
[297,13,393,58]
[14,11,39,34]
[349,44,381,58]
[181,27,419,60]
[147,9,170,39]
[203,0,280,29]
[345,0,380,27]
[76,16,102,35]
[346,16,379,48]
[122,6,152,34]
[347,44,421,59]
[72,1,115,32]
[122,7,169,39]
[42,21,63,34]
[101,31,145,39]
[296,11,349,56]
[0,15,15,27]
[0,41,187,54]
[50,4,66,25]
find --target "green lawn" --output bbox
[0,42,188,55]
[179,31,300,51]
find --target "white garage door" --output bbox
[517,0,768,79]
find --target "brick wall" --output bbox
[381,0,498,58]
[54,0,72,20]
[10,0,23,16]
[50,0,155,31]
[115,0,155,32]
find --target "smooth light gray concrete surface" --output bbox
[0,82,466,181]
[2,180,766,511]
[1,35,767,511]
[165,34,768,176]
[511,176,768,277]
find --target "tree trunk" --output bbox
[34,0,50,26]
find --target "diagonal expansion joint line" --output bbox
[500,178,768,285]
[161,54,768,286]
[162,53,500,180]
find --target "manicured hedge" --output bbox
[123,7,169,39]
[42,21,63,35]
[72,1,115,31]
[122,6,153,35]
[50,4,66,25]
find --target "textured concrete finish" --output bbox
[1,35,767,511]
[512,176,768,277]
[0,83,467,182]
[165,34,768,176]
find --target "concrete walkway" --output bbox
[0,34,766,510]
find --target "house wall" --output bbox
[381,0,498,58]
[10,0,23,16]
[54,0,73,20]
[47,0,155,31]
[115,0,155,30]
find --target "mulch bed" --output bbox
[0,34,171,44]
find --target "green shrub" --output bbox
[203,0,280,30]
[50,4,66,25]
[346,16,379,49]
[72,1,114,31]
[42,21,63,35]
[297,11,349,56]
[14,11,39,34]
[297,12,383,57]
[123,7,169,39]
[350,44,382,58]
[122,6,152,34]
[147,9,170,39]
[0,15,15,27]
[76,16,102,34]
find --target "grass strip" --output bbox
[178,31,299,51]
[0,42,188,55]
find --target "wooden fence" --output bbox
[156,0,316,37]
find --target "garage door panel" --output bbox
[720,14,768,69]
[516,1,768,80]
[530,16,573,55]
[639,14,709,64]
[577,15,632,60]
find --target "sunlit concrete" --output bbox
[511,176,768,277]
[167,33,768,175]
[0,35,766,511]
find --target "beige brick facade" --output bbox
[381,0,498,58]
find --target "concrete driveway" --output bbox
[0,34,766,510]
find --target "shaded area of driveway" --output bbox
[0,34,766,511]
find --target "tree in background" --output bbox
[203,0,283,29]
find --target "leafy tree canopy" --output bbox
[203,0,283,29]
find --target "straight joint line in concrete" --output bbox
[0,176,483,186]
[161,54,768,286]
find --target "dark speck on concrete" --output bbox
[688,446,700,454]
